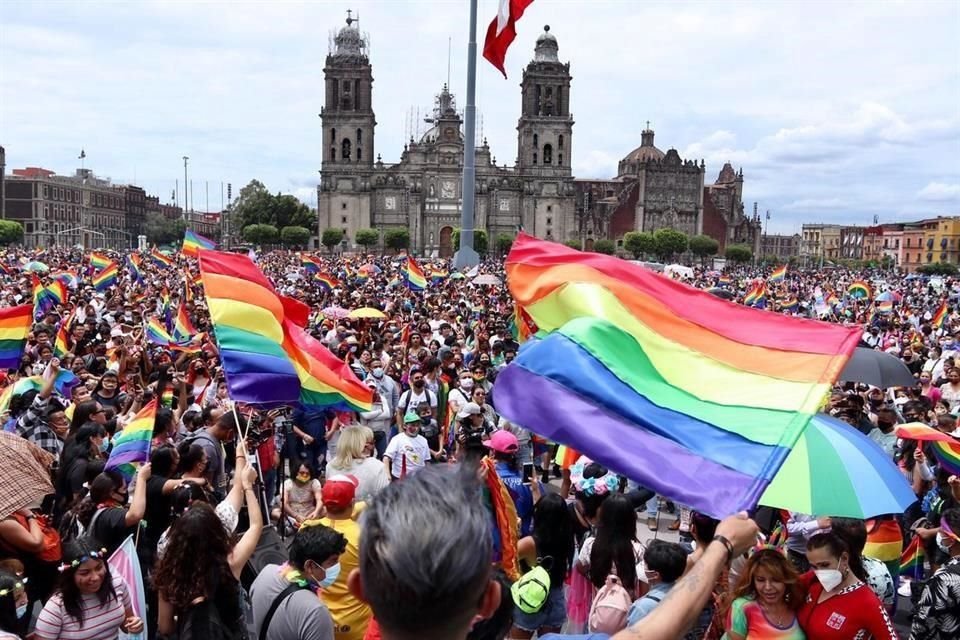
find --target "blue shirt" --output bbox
[292,407,329,439]
[626,581,674,626]
[495,461,541,537]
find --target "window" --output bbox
[547,205,553,212]
[341,202,347,210]
[357,128,362,145]
[331,127,336,141]
[330,147,336,161]
[543,144,553,164]
[558,134,564,149]
[357,147,361,161]
[546,217,553,225]
[558,153,563,165]
[341,139,352,161]
[343,80,351,92]
[67,191,72,202]
[342,216,348,224]
[532,153,537,165]
[533,134,538,147]
[43,185,49,198]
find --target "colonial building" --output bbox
[759,234,801,260]
[703,164,761,254]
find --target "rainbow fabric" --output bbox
[0,305,33,369]
[315,272,340,291]
[172,303,198,343]
[430,268,449,284]
[493,234,860,517]
[865,519,903,563]
[93,263,119,291]
[182,229,216,257]
[847,280,872,300]
[144,317,198,353]
[826,292,841,308]
[932,301,948,329]
[53,308,76,358]
[302,255,323,274]
[32,275,67,317]
[53,270,79,289]
[0,369,80,415]
[127,254,144,284]
[877,299,894,314]
[899,535,924,579]
[931,440,960,476]
[508,303,538,343]
[769,265,787,283]
[105,399,156,483]
[894,422,960,475]
[150,248,174,268]
[780,296,799,313]
[404,256,427,291]
[160,287,173,331]
[199,250,372,411]
[718,275,733,286]
[90,252,112,270]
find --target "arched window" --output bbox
[543,144,553,165]
[533,153,538,165]
[330,147,336,161]
[533,133,538,146]
[558,134,564,149]
[558,152,563,165]
[341,139,352,161]
[331,128,336,142]
[357,128,362,145]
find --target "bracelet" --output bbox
[712,534,735,565]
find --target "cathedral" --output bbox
[317,14,760,256]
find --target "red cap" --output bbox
[322,474,358,509]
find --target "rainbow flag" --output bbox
[826,292,841,309]
[0,369,80,415]
[847,279,872,300]
[877,299,894,314]
[865,519,903,563]
[744,282,766,309]
[32,275,67,317]
[718,275,733,287]
[508,303,538,343]
[0,305,33,370]
[182,229,216,257]
[866,304,878,327]
[769,265,787,283]
[780,296,799,313]
[199,250,373,411]
[931,440,960,476]
[127,254,144,284]
[172,303,198,343]
[431,268,449,284]
[90,252,112,270]
[315,272,340,292]
[899,535,924,579]
[404,256,427,291]
[932,301,948,329]
[493,233,860,517]
[53,270,79,289]
[183,269,194,304]
[105,399,156,483]
[302,255,323,275]
[160,287,173,331]
[53,307,76,358]
[150,248,174,269]
[146,318,175,346]
[386,276,401,288]
[895,422,960,474]
[93,263,119,292]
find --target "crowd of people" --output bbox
[0,242,957,640]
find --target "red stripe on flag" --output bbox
[483,0,535,78]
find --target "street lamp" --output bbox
[105,227,132,250]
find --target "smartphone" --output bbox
[522,463,534,484]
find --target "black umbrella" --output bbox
[707,288,736,300]
[838,347,916,388]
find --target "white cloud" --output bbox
[917,182,960,202]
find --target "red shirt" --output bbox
[797,572,898,639]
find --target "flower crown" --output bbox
[570,460,620,497]
[58,548,108,573]
[0,577,27,597]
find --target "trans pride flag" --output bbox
[493,234,860,517]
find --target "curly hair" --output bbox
[729,548,804,611]
[152,502,237,613]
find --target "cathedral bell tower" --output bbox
[517,26,574,174]
[321,11,375,173]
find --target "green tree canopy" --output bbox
[593,239,616,255]
[321,228,344,251]
[355,228,379,249]
[623,231,655,259]
[653,228,688,261]
[280,225,311,247]
[495,233,514,255]
[243,223,279,245]
[918,262,959,276]
[144,212,186,246]
[725,243,753,263]
[688,234,719,261]
[452,228,488,254]
[384,228,410,252]
[0,220,24,245]
[233,180,316,231]
[563,239,583,250]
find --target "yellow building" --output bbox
[922,216,960,266]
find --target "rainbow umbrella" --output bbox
[321,306,350,320]
[22,261,49,273]
[760,413,914,518]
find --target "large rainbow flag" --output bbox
[32,275,67,318]
[93,263,119,292]
[0,305,33,370]
[199,250,372,411]
[182,229,216,257]
[932,301,948,330]
[404,256,427,291]
[105,399,156,483]
[302,255,323,275]
[769,265,787,283]
[149,248,174,269]
[89,252,112,270]
[493,234,860,517]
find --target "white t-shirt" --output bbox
[398,388,437,414]
[384,433,431,479]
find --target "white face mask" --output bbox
[936,532,954,554]
[814,559,844,592]
[460,378,474,391]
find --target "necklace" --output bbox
[759,601,788,627]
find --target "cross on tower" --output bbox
[346,8,353,25]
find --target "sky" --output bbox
[1,0,958,234]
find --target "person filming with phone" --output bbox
[484,430,544,539]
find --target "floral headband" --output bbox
[0,577,27,597]
[58,548,108,573]
[570,460,620,497]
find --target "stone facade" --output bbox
[318,18,575,256]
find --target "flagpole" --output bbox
[454,0,480,269]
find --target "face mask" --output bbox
[372,367,384,379]
[936,532,954,554]
[319,562,341,589]
[296,473,310,484]
[15,603,27,619]
[99,439,111,453]
[460,378,474,390]
[814,560,844,592]
[412,380,424,388]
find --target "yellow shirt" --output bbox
[302,515,370,640]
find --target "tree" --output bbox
[243,224,279,245]
[384,228,410,252]
[144,212,186,246]
[452,228,489,254]
[918,262,959,276]
[320,228,344,252]
[725,243,753,263]
[232,180,317,231]
[688,234,719,265]
[564,240,582,250]
[653,228,688,261]
[593,239,616,255]
[495,233,514,255]
[355,228,379,251]
[623,231,655,259]
[280,225,311,247]
[0,220,23,245]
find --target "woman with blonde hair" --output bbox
[326,425,389,502]
[723,548,805,639]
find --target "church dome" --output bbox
[534,25,559,62]
[333,15,365,60]
[622,143,664,163]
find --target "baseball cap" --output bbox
[485,430,519,454]
[322,474,358,510]
[457,402,482,419]
[403,412,421,424]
